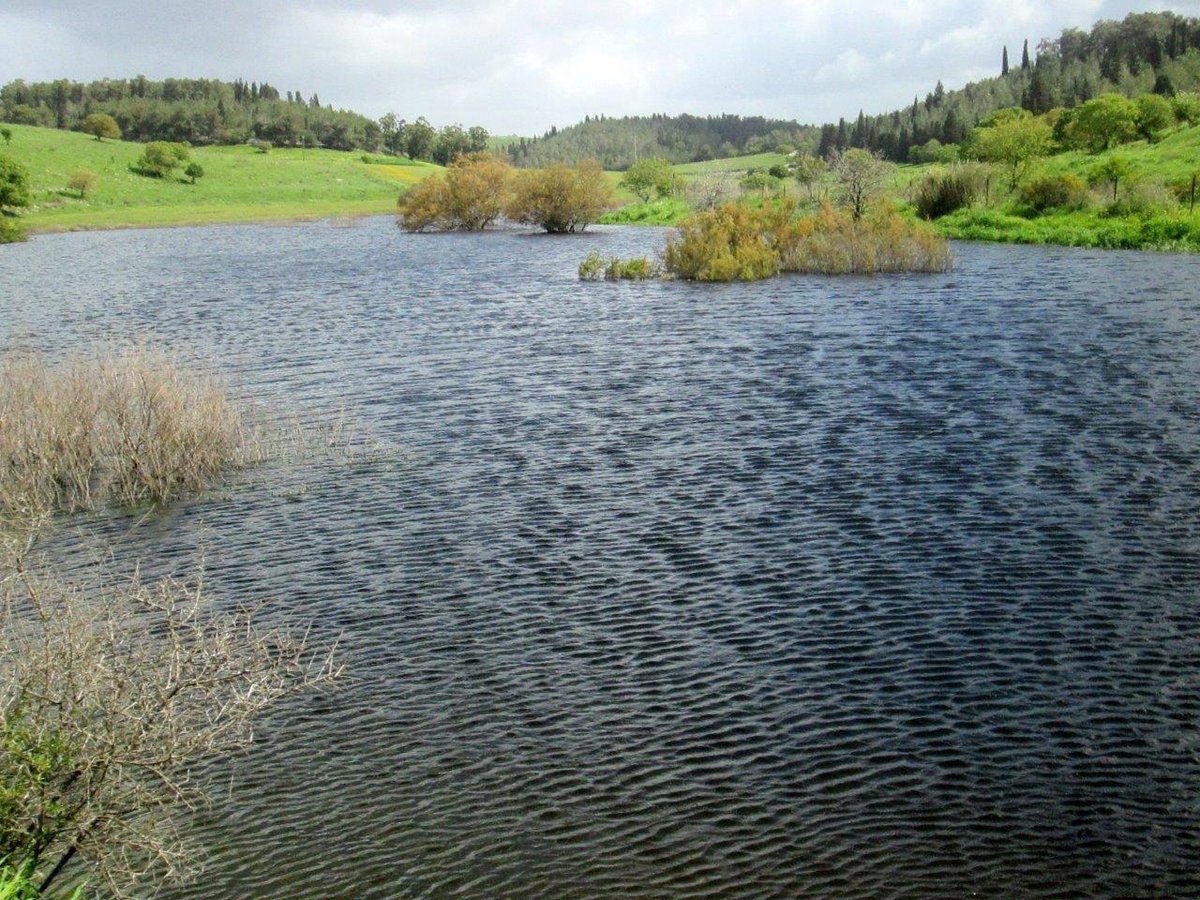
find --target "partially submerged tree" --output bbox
[397,152,511,231]
[506,160,615,233]
[0,348,343,896]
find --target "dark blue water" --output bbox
[2,219,1199,898]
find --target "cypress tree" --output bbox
[1021,39,1031,71]
[1002,45,1009,76]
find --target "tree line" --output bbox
[0,77,490,160]
[815,10,1200,162]
[505,112,816,170]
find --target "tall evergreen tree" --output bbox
[1021,39,1031,71]
[1002,46,1010,76]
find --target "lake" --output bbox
[2,219,1198,897]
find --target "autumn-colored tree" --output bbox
[397,152,512,231]
[67,169,97,198]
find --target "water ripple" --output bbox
[2,221,1199,897]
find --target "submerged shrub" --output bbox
[578,251,660,280]
[506,160,615,233]
[662,200,951,281]
[914,166,984,219]
[397,152,511,231]
[778,203,952,275]
[1018,173,1090,213]
[662,202,783,281]
[0,349,264,516]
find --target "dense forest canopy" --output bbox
[816,10,1200,161]
[0,76,489,160]
[504,113,817,170]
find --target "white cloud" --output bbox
[0,1,1196,133]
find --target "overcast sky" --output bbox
[2,1,1198,135]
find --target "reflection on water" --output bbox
[2,220,1199,897]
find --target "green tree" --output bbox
[1134,94,1174,142]
[404,117,437,161]
[506,160,615,233]
[789,153,828,201]
[81,112,121,141]
[133,141,189,178]
[829,148,894,220]
[1069,94,1139,151]
[740,170,781,197]
[67,169,97,198]
[1088,156,1135,201]
[964,109,1051,190]
[0,127,11,144]
[619,157,675,202]
[1172,92,1200,126]
[0,154,32,212]
[184,161,205,184]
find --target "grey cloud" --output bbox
[1,1,1197,134]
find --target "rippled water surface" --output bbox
[2,219,1199,898]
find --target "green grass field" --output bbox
[0,124,442,232]
[672,152,790,175]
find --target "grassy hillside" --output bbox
[672,152,789,175]
[1029,124,1200,185]
[931,125,1200,250]
[0,124,441,232]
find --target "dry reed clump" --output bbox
[0,349,265,518]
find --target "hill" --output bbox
[505,113,815,170]
[0,124,440,232]
[0,77,493,165]
[817,10,1200,162]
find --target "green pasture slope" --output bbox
[0,124,441,232]
[935,124,1200,250]
[672,152,790,175]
